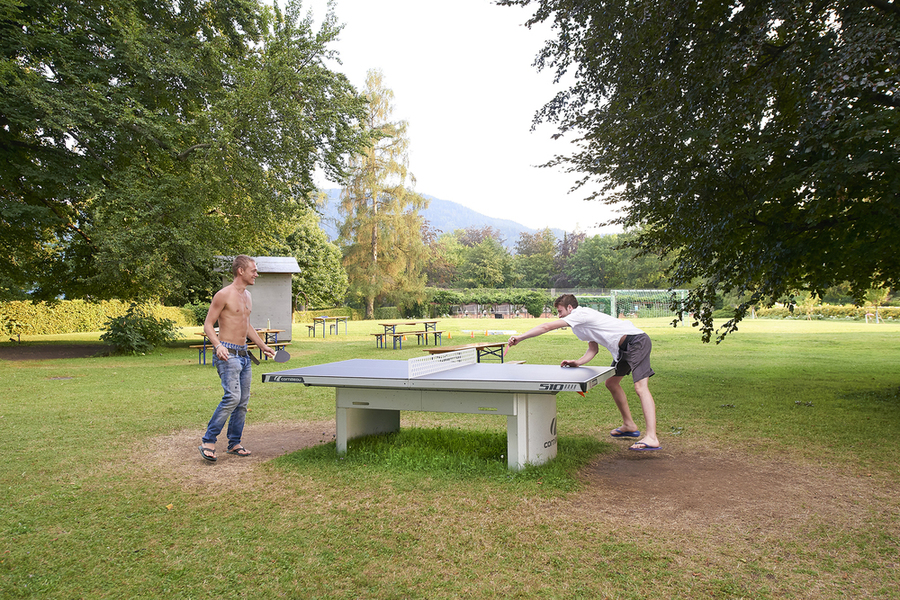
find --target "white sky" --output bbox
[303,0,621,235]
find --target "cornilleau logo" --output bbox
[544,418,558,448]
[268,375,305,383]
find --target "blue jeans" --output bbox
[202,350,253,448]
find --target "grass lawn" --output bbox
[1,316,898,598]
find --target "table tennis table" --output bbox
[262,348,614,470]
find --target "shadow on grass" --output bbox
[272,427,615,492]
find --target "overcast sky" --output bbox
[303,0,622,235]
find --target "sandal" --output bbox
[226,446,251,457]
[198,445,217,462]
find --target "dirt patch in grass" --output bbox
[143,422,898,594]
[144,421,337,489]
[0,343,104,360]
[147,423,896,538]
[570,438,892,531]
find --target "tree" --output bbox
[338,69,429,318]
[423,228,464,287]
[563,231,672,288]
[503,0,900,341]
[564,235,618,288]
[513,228,556,288]
[551,230,586,287]
[267,202,348,310]
[457,226,505,248]
[458,237,515,288]
[1,0,367,301]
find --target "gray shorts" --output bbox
[611,333,655,382]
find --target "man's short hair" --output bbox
[232,255,255,276]
[554,294,578,309]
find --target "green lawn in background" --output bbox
[1,317,898,598]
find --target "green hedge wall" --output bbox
[293,307,364,323]
[755,305,900,320]
[0,300,195,336]
[426,288,552,318]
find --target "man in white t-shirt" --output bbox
[507,294,661,451]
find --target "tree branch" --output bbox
[867,0,900,16]
[39,197,94,247]
[177,143,211,160]
[127,123,172,151]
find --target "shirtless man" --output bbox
[507,294,661,451]
[199,255,275,462]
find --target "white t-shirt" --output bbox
[561,306,645,361]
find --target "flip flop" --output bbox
[198,445,217,462]
[610,428,641,438]
[629,442,662,451]
[226,446,251,457]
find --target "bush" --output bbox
[523,291,550,318]
[427,289,459,317]
[184,301,210,327]
[100,303,184,355]
[753,304,900,320]
[373,306,402,320]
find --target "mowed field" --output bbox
[2,317,898,599]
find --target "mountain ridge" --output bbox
[316,189,566,249]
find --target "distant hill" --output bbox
[315,189,565,250]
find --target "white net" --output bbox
[408,348,478,379]
[610,289,689,319]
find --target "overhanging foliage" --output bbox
[503,0,899,341]
[1,0,367,301]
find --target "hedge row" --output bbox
[0,300,195,336]
[427,289,552,318]
[293,307,366,323]
[755,305,899,320]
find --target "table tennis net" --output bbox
[408,347,478,379]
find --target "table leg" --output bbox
[335,390,401,454]
[506,394,558,471]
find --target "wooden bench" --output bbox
[372,332,386,348]
[191,341,291,365]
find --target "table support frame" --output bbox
[334,387,558,470]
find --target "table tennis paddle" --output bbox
[273,349,291,363]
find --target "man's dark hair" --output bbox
[554,294,578,309]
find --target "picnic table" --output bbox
[423,341,509,363]
[373,320,443,349]
[309,316,349,338]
